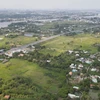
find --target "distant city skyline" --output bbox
[0,0,100,10]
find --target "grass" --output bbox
[0,35,37,49]
[40,34,100,56]
[89,89,99,100]
[0,59,49,81]
[0,59,64,93]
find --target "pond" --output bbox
[24,33,34,37]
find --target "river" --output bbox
[0,22,12,28]
[0,21,25,28]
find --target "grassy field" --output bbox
[0,59,64,94]
[0,35,37,49]
[40,34,100,56]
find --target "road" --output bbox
[6,34,64,53]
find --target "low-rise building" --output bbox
[68,93,80,99]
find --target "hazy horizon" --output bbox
[0,0,100,10]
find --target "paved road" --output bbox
[6,34,64,53]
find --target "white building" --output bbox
[68,93,80,99]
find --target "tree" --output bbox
[98,46,100,52]
[98,93,100,100]
[81,92,91,100]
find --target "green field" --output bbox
[40,34,100,56]
[0,58,62,85]
[0,59,65,98]
[0,35,37,49]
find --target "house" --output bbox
[92,78,97,83]
[69,72,73,76]
[4,95,11,100]
[70,64,76,69]
[5,49,21,57]
[31,46,35,49]
[73,86,79,90]
[5,52,13,57]
[21,49,27,53]
[75,54,79,57]
[90,55,96,59]
[5,34,9,37]
[0,49,4,53]
[91,68,97,72]
[83,50,88,54]
[98,58,100,61]
[0,58,4,61]
[90,84,95,88]
[68,93,80,99]
[0,38,3,40]
[18,53,24,57]
[72,69,78,72]
[90,76,98,83]
[75,51,79,54]
[47,60,51,63]
[78,64,83,69]
[85,59,93,64]
[77,57,85,63]
[68,50,73,54]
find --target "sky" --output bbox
[0,0,100,10]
